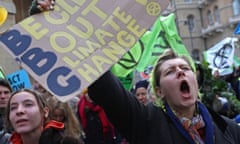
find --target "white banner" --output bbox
[205,37,237,76]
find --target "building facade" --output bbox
[171,0,240,61]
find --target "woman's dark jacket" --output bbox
[88,71,240,144]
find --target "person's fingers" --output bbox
[37,0,55,11]
[37,4,44,11]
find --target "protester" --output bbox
[0,78,12,144]
[4,1,83,143]
[77,90,127,144]
[133,79,149,105]
[5,88,83,144]
[49,98,85,143]
[88,49,240,144]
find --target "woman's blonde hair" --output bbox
[49,98,83,139]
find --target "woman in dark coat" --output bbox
[77,90,127,144]
[88,49,240,144]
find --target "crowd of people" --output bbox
[0,0,239,144]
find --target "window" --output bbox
[207,10,214,25]
[232,0,240,16]
[187,15,194,32]
[214,6,221,23]
[192,49,200,61]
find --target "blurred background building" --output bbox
[170,0,240,61]
[0,0,239,74]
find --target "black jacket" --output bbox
[89,71,240,144]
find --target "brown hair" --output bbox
[0,78,12,92]
[5,88,49,129]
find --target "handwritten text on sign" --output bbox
[0,0,169,101]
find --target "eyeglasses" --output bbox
[0,91,10,95]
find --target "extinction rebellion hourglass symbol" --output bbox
[213,43,233,69]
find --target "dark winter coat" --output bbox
[88,71,240,144]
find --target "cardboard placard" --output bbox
[0,0,169,101]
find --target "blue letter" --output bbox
[21,48,57,75]
[0,29,31,55]
[47,66,81,96]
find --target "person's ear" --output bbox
[155,86,164,99]
[43,107,49,118]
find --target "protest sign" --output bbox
[6,69,32,91]
[0,0,169,101]
[204,37,237,76]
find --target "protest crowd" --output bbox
[0,0,240,144]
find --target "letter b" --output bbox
[21,48,57,75]
[0,30,31,55]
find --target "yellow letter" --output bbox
[92,55,112,72]
[57,0,80,15]
[103,16,120,31]
[45,5,70,24]
[67,16,93,39]
[135,0,148,5]
[81,0,107,20]
[20,17,48,40]
[102,41,126,62]
[78,40,101,57]
[117,31,136,47]
[77,64,99,82]
[71,0,86,6]
[95,29,114,45]
[113,7,132,24]
[63,56,80,68]
[50,31,76,53]
[127,19,145,37]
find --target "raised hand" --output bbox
[36,0,55,11]
[29,0,55,15]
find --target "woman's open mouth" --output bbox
[180,80,190,95]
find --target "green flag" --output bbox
[112,13,193,77]
[0,67,5,79]
[118,71,134,91]
[160,13,195,70]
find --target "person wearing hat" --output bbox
[134,80,150,105]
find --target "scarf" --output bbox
[10,120,64,144]
[179,114,205,144]
[164,102,214,144]
[78,96,115,139]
